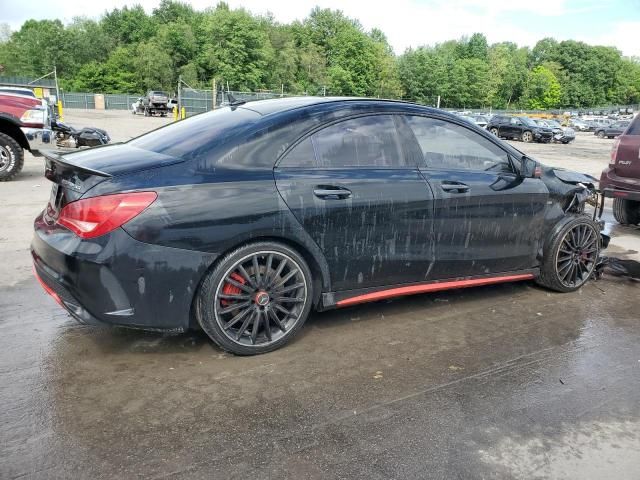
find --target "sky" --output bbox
[2,0,640,57]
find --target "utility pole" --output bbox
[177,75,182,114]
[53,65,60,103]
[436,95,441,109]
[323,85,326,96]
[281,84,284,98]
[212,78,216,110]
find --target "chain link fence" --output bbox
[179,88,291,115]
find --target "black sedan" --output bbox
[33,98,605,355]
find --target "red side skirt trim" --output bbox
[336,273,535,307]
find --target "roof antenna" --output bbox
[227,92,246,107]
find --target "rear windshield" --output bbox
[150,91,167,96]
[128,107,260,160]
[626,116,640,135]
[521,117,538,127]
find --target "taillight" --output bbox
[610,138,620,166]
[57,192,157,239]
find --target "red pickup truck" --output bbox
[0,92,53,181]
[599,113,640,225]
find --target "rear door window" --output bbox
[312,115,406,168]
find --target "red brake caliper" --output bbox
[220,272,246,307]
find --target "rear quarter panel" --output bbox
[116,166,332,291]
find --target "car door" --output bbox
[274,114,436,291]
[496,117,512,137]
[399,115,549,279]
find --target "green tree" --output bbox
[523,65,561,109]
[198,4,273,90]
[102,5,155,45]
[1,19,72,76]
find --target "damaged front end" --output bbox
[539,166,610,250]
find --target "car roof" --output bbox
[237,96,438,117]
[0,86,36,97]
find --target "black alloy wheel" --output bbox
[196,242,313,355]
[554,223,599,289]
[537,217,601,292]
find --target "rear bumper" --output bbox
[599,167,640,200]
[21,126,54,155]
[31,213,216,331]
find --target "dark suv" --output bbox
[594,121,630,139]
[599,114,640,225]
[487,115,553,143]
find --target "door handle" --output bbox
[313,186,352,200]
[440,182,470,193]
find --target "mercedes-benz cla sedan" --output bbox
[33,97,606,355]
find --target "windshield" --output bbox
[521,117,538,127]
[129,107,260,160]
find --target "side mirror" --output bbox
[520,156,541,178]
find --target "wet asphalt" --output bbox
[1,113,639,479]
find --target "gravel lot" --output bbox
[1,109,639,479]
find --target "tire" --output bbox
[522,130,533,143]
[0,132,25,182]
[196,241,314,355]
[536,216,601,293]
[613,198,640,225]
[489,127,499,136]
[597,131,605,138]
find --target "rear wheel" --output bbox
[536,216,600,292]
[0,133,24,182]
[597,131,605,138]
[490,127,499,136]
[196,242,313,355]
[613,198,640,225]
[522,130,533,143]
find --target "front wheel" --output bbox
[536,216,601,292]
[597,131,605,138]
[522,130,533,143]
[196,242,314,355]
[0,132,25,182]
[613,198,640,225]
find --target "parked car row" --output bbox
[455,113,576,144]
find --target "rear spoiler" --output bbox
[42,150,111,196]
[42,150,112,179]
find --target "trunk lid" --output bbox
[42,144,183,220]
